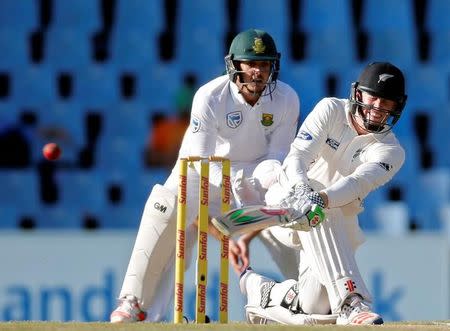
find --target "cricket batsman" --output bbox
[215,62,408,325]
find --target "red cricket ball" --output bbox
[42,143,62,161]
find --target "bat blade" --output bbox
[211,205,292,236]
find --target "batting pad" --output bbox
[298,208,371,312]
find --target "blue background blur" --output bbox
[0,0,449,236]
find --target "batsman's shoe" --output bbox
[336,294,383,325]
[110,295,147,323]
[240,268,336,325]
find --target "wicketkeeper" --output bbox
[110,29,300,322]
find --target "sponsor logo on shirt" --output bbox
[226,111,243,129]
[191,116,200,132]
[297,130,312,140]
[326,137,340,150]
[377,162,393,171]
[352,148,363,160]
[261,113,273,126]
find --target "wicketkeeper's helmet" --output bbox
[225,29,280,94]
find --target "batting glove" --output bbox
[279,183,313,209]
[280,184,326,231]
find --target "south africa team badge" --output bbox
[227,111,243,128]
[261,113,273,126]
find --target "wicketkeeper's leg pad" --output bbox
[119,184,178,310]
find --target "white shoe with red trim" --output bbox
[110,295,147,323]
[336,294,383,325]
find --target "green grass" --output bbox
[0,321,449,331]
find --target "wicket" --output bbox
[174,156,231,323]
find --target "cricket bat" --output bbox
[211,204,324,237]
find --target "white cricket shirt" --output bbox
[178,75,300,185]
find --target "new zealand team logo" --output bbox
[261,113,273,126]
[378,73,394,83]
[227,111,242,128]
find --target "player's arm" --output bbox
[228,229,262,275]
[193,217,260,275]
[323,144,405,208]
[283,98,332,187]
